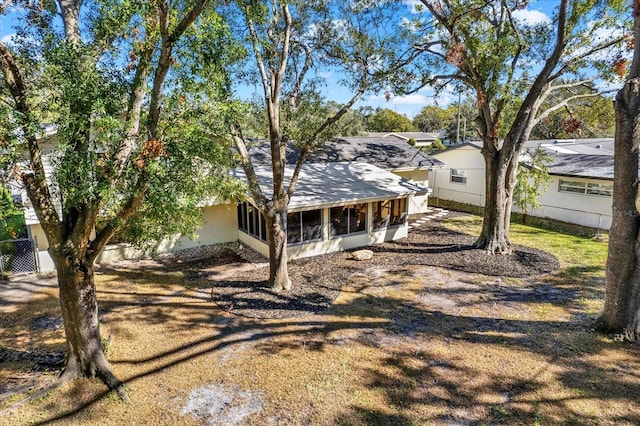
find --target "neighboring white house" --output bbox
[429,142,487,207]
[430,139,616,230]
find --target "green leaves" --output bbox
[368,108,415,132]
[514,148,553,215]
[1,0,246,251]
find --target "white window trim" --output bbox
[558,179,612,197]
[450,169,467,184]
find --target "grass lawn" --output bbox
[1,214,639,425]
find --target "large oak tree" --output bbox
[594,2,640,340]
[399,0,626,253]
[228,0,401,290]
[0,0,239,397]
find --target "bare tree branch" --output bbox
[0,41,62,238]
[287,81,367,198]
[230,125,266,209]
[533,91,611,127]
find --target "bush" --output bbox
[432,138,446,150]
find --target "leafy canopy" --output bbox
[1,0,244,250]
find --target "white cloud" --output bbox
[391,93,429,106]
[318,71,332,80]
[1,33,15,45]
[511,9,551,26]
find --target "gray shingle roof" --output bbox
[546,154,614,180]
[306,137,444,170]
[524,138,614,156]
[247,137,444,170]
[232,162,430,211]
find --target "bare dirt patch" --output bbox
[200,216,559,319]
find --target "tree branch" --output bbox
[230,125,266,209]
[533,91,610,127]
[550,36,624,81]
[245,6,273,108]
[0,41,62,239]
[116,14,157,174]
[273,3,292,105]
[88,179,149,264]
[287,82,367,198]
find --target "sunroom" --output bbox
[233,162,430,260]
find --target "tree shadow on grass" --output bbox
[1,240,632,425]
[6,282,640,425]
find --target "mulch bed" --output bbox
[185,214,559,319]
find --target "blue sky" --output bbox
[0,1,604,119]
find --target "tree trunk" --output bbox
[594,78,640,340]
[475,149,518,254]
[265,208,292,292]
[54,255,129,400]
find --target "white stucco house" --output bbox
[232,162,429,260]
[20,135,444,272]
[429,139,616,230]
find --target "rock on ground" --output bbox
[351,249,373,261]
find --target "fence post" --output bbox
[0,243,4,277]
[33,235,40,273]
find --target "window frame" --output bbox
[558,179,612,197]
[450,168,467,184]
[287,208,323,246]
[238,202,267,241]
[373,198,407,230]
[329,203,367,238]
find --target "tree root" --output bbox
[473,236,512,255]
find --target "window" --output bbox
[287,211,301,244]
[259,214,267,242]
[558,180,586,194]
[373,198,407,230]
[559,180,612,197]
[451,169,467,184]
[389,198,407,226]
[287,209,322,245]
[237,202,247,231]
[330,204,367,237]
[238,202,267,241]
[586,182,613,197]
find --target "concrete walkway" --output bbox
[0,274,57,314]
[409,207,449,229]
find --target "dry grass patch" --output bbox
[1,215,640,425]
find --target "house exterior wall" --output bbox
[393,169,431,214]
[286,204,408,260]
[33,204,239,272]
[431,146,486,206]
[237,199,410,261]
[172,204,239,250]
[430,146,613,230]
[523,175,613,230]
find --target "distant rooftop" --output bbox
[247,136,444,171]
[435,138,615,156]
[524,138,614,156]
[546,154,615,180]
[368,132,440,141]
